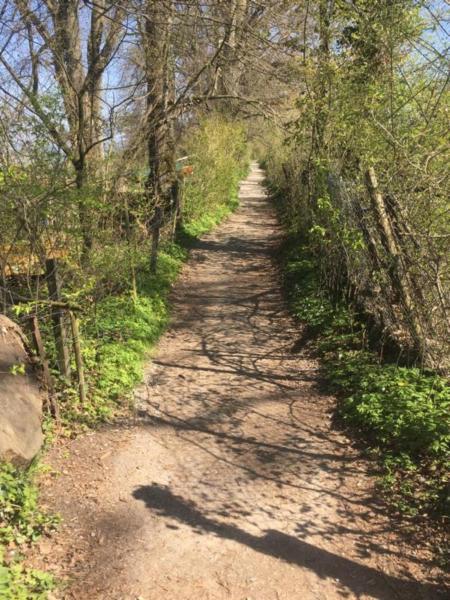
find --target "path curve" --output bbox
[31,165,446,599]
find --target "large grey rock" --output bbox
[0,315,43,466]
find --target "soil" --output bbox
[28,165,448,599]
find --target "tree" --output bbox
[0,0,128,252]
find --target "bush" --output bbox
[182,116,249,234]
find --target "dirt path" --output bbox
[31,165,446,599]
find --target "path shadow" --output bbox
[141,411,356,466]
[133,174,447,594]
[133,484,445,600]
[136,400,446,578]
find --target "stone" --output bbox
[0,314,43,466]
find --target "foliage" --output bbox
[181,116,249,235]
[282,239,450,519]
[263,1,450,371]
[0,463,58,547]
[0,463,58,598]
[0,554,55,600]
[74,244,186,424]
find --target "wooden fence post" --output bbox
[69,310,87,404]
[27,314,54,393]
[45,258,71,379]
[364,167,425,356]
[171,186,181,240]
[150,206,163,274]
[25,314,59,419]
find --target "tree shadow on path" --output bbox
[133,484,445,600]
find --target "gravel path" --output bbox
[31,165,446,599]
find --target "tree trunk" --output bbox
[314,0,332,154]
[74,160,93,256]
[215,0,248,112]
[142,0,178,269]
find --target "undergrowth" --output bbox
[0,463,58,598]
[56,241,187,427]
[282,238,450,522]
[182,190,239,238]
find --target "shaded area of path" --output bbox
[30,165,447,599]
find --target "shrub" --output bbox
[182,116,249,233]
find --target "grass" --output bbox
[281,237,450,521]
[181,189,240,238]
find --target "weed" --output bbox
[0,463,58,546]
[0,554,55,600]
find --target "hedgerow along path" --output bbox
[30,164,446,599]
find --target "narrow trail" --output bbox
[31,165,444,599]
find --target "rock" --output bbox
[0,314,43,466]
